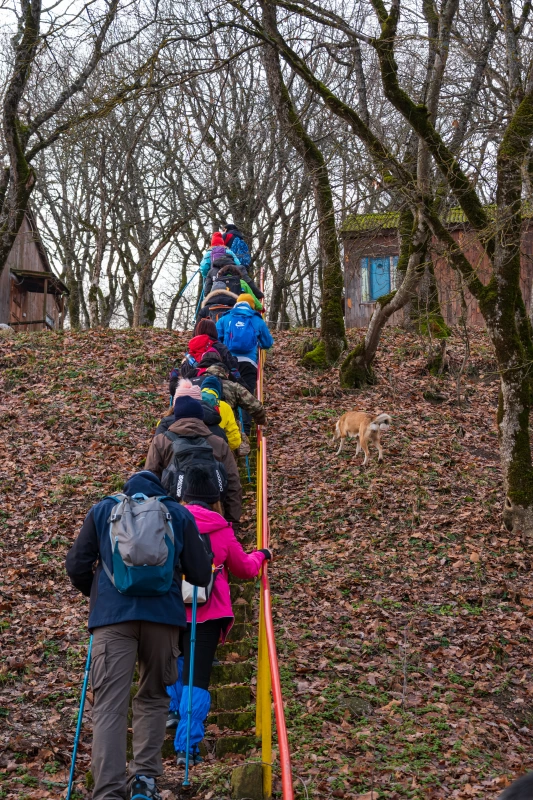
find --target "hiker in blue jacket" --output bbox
[216,294,273,433]
[66,471,212,800]
[221,223,251,268]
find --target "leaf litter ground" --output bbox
[0,327,531,800]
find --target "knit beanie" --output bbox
[201,375,223,398]
[211,232,225,247]
[236,293,255,308]
[175,378,202,401]
[173,396,204,422]
[201,388,219,408]
[182,465,220,505]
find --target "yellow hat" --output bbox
[237,293,255,308]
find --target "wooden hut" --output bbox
[0,211,68,331]
[340,209,533,329]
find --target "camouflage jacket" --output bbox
[205,364,266,425]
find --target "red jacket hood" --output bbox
[211,232,225,247]
[189,334,215,361]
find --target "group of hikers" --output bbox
[65,230,274,800]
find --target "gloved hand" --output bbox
[260,548,273,561]
[255,409,267,426]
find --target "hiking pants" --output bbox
[90,621,179,800]
[237,361,258,435]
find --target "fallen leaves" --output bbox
[1,327,533,800]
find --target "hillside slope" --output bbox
[0,327,532,800]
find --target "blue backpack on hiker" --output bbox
[228,315,257,354]
[102,493,175,597]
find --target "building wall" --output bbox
[343,229,403,328]
[343,224,533,328]
[0,216,62,329]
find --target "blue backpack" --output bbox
[228,314,258,354]
[102,493,175,596]
[224,234,251,267]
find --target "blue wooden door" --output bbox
[369,257,390,300]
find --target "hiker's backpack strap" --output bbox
[155,495,174,523]
[101,494,126,585]
[164,431,179,443]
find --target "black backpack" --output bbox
[161,433,228,501]
[207,304,233,323]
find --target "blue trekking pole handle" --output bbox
[176,269,200,303]
[195,281,205,321]
[66,635,93,800]
[238,408,252,484]
[183,586,198,787]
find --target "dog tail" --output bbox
[369,413,392,431]
[334,419,341,439]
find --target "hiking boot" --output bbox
[166,710,180,729]
[176,749,203,767]
[130,775,162,800]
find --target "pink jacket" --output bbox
[184,505,266,635]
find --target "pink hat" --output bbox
[174,378,202,403]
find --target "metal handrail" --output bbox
[255,270,294,799]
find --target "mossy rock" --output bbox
[340,695,374,718]
[423,389,448,404]
[233,602,252,624]
[212,684,251,710]
[301,339,329,370]
[211,711,255,731]
[161,736,175,759]
[216,734,256,758]
[211,661,254,686]
[299,337,320,357]
[226,622,249,642]
[231,762,264,800]
[217,640,252,661]
[230,581,256,605]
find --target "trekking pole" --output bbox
[176,269,200,304]
[194,282,205,321]
[238,408,252,483]
[66,635,93,800]
[182,586,198,788]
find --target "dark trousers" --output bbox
[237,361,258,435]
[180,619,228,690]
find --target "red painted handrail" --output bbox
[256,267,294,799]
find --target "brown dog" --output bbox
[334,411,392,464]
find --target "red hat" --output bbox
[211,232,225,247]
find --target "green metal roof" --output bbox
[339,204,525,234]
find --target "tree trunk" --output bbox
[485,98,533,539]
[261,0,346,364]
[0,0,41,277]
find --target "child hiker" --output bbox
[166,465,272,765]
